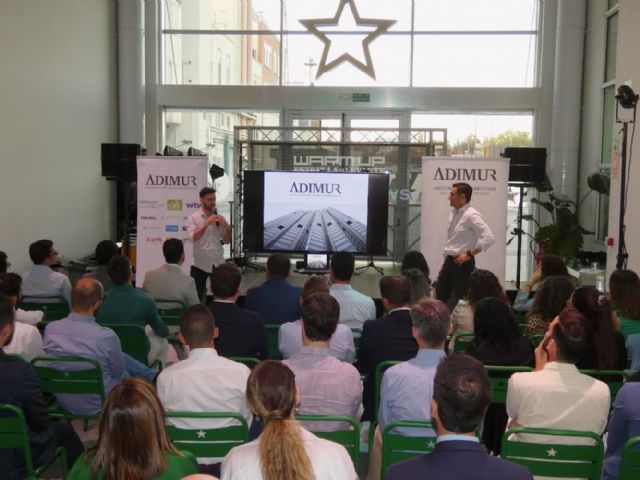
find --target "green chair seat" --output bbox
[296,414,360,471]
[19,295,69,321]
[266,324,281,360]
[620,436,640,480]
[484,365,533,404]
[453,332,474,352]
[100,323,161,369]
[381,420,436,480]
[155,298,186,327]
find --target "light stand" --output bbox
[355,256,385,276]
[615,85,638,270]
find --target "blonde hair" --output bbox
[246,361,314,480]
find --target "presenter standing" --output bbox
[436,182,495,311]
[186,187,232,302]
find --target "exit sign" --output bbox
[352,93,370,102]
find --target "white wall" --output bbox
[0,0,118,273]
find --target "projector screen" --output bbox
[243,170,389,255]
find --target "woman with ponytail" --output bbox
[221,360,357,480]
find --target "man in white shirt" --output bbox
[143,238,200,307]
[157,304,252,464]
[186,187,232,302]
[21,239,71,305]
[329,251,376,329]
[507,307,610,445]
[435,183,495,311]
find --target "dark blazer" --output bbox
[244,278,302,325]
[386,440,533,480]
[208,301,268,359]
[356,308,419,420]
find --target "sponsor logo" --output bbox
[165,224,179,232]
[167,199,183,211]
[290,182,342,194]
[293,155,385,167]
[140,215,157,220]
[139,201,162,209]
[145,236,163,243]
[186,202,202,209]
[433,167,497,182]
[145,175,197,186]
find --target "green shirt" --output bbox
[67,451,198,480]
[618,312,640,338]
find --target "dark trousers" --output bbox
[190,265,211,303]
[436,255,475,312]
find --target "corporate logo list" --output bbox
[167,199,183,211]
[165,225,179,232]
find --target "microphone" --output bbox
[213,207,220,227]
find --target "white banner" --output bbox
[136,156,208,287]
[420,157,509,284]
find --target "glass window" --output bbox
[604,12,618,82]
[601,84,616,166]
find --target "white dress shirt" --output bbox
[221,425,358,480]
[16,307,44,326]
[278,319,355,362]
[443,204,495,256]
[157,348,252,464]
[4,321,45,361]
[21,265,71,304]
[329,284,376,329]
[186,209,225,271]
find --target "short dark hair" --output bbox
[71,278,104,311]
[180,304,215,347]
[552,307,590,363]
[0,273,22,297]
[162,238,184,264]
[29,239,54,264]
[380,275,411,306]
[452,182,472,202]
[267,253,291,279]
[330,252,355,281]
[0,251,8,274]
[211,263,242,298]
[95,240,119,266]
[0,293,16,332]
[433,353,491,433]
[107,255,132,285]
[540,255,569,277]
[473,297,519,346]
[199,187,216,197]
[410,298,450,347]
[467,269,509,308]
[401,251,430,281]
[302,276,329,301]
[300,293,339,342]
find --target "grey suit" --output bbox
[143,263,200,307]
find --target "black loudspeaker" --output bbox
[504,147,546,186]
[101,143,142,181]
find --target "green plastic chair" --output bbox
[529,333,545,347]
[0,403,68,480]
[103,323,161,369]
[579,369,626,402]
[453,332,474,352]
[369,360,401,451]
[501,427,604,479]
[30,355,105,429]
[266,324,281,360]
[484,365,533,404]
[165,411,249,460]
[296,414,360,471]
[155,298,186,327]
[351,328,363,351]
[19,295,69,321]
[227,356,260,369]
[620,436,640,480]
[381,420,437,480]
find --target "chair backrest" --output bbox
[165,411,248,458]
[453,332,474,352]
[265,324,281,360]
[620,436,640,480]
[579,369,626,402]
[0,403,36,475]
[501,427,604,479]
[529,333,545,347]
[484,365,533,404]
[296,414,360,471]
[374,360,401,419]
[227,356,260,369]
[19,296,69,321]
[103,323,151,365]
[381,420,437,480]
[155,299,186,327]
[351,328,362,350]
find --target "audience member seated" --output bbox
[523,275,574,336]
[402,268,431,304]
[401,250,431,285]
[220,361,357,480]
[0,273,44,361]
[283,292,362,432]
[0,250,8,273]
[67,378,198,480]
[207,263,267,359]
[329,251,376,329]
[570,286,627,370]
[357,275,418,421]
[44,278,156,415]
[143,238,200,308]
[82,240,119,292]
[278,276,355,362]
[96,255,169,365]
[513,254,571,312]
[0,294,84,480]
[506,308,610,445]
[449,269,509,346]
[157,304,252,465]
[21,239,71,305]
[602,381,640,480]
[0,272,43,325]
[609,269,640,338]
[245,253,302,325]
[386,354,533,480]
[466,298,534,454]
[369,298,449,480]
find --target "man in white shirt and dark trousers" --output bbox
[435,183,495,311]
[186,187,232,302]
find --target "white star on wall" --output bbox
[300,0,396,80]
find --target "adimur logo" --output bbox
[165,225,179,232]
[167,199,183,211]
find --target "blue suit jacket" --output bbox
[386,440,533,480]
[245,278,302,325]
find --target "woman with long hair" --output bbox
[401,250,430,284]
[609,269,640,338]
[513,254,571,312]
[67,378,197,480]
[402,267,431,304]
[523,275,574,336]
[221,361,356,480]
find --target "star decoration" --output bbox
[546,448,557,457]
[64,371,70,378]
[427,440,436,449]
[196,430,207,438]
[300,0,396,80]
